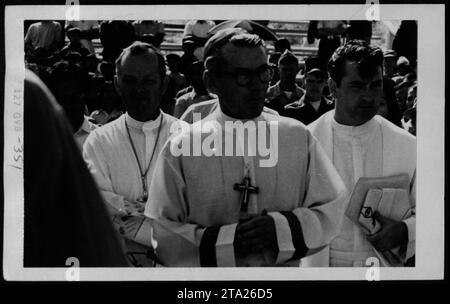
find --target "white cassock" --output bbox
[83,111,180,264]
[307,110,416,267]
[145,108,347,267]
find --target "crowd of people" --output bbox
[24,20,417,143]
[24,20,417,268]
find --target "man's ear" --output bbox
[160,75,169,95]
[203,70,218,95]
[113,75,122,96]
[328,77,338,99]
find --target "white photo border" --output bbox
[3,4,445,281]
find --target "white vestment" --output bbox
[83,111,179,213]
[145,108,347,267]
[83,111,180,265]
[307,111,416,266]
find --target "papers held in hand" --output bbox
[346,173,412,227]
[345,173,413,266]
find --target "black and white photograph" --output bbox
[2,3,445,282]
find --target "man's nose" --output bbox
[135,82,148,93]
[360,90,375,103]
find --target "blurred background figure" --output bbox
[24,69,127,267]
[160,54,188,115]
[401,84,417,136]
[173,61,215,118]
[402,101,416,136]
[65,20,100,54]
[392,20,417,65]
[134,20,165,48]
[99,20,136,62]
[266,49,304,116]
[49,27,90,64]
[285,56,333,125]
[307,20,346,69]
[269,38,292,85]
[85,53,100,74]
[346,20,372,43]
[383,49,398,79]
[394,56,412,79]
[179,36,198,77]
[377,77,403,127]
[45,60,95,149]
[25,20,64,64]
[166,53,187,94]
[394,71,416,115]
[183,20,216,60]
[274,37,291,53]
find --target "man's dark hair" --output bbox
[278,49,298,66]
[328,40,383,87]
[166,53,181,63]
[115,41,166,82]
[47,60,89,92]
[274,38,291,53]
[204,29,265,75]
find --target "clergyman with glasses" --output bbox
[144,28,348,267]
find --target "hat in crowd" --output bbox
[166,53,181,61]
[274,38,291,53]
[67,27,81,36]
[140,33,156,45]
[397,56,410,67]
[383,49,397,58]
[182,35,196,45]
[304,56,326,78]
[203,28,248,59]
[278,49,298,66]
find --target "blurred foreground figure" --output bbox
[24,69,127,267]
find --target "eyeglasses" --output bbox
[218,64,274,86]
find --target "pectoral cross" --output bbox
[234,175,259,214]
[136,176,148,203]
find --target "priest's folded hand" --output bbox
[367,211,408,252]
[120,215,146,241]
[124,200,146,216]
[234,215,278,256]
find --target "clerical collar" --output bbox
[332,115,377,136]
[304,95,321,104]
[309,100,321,111]
[215,108,264,126]
[125,111,163,131]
